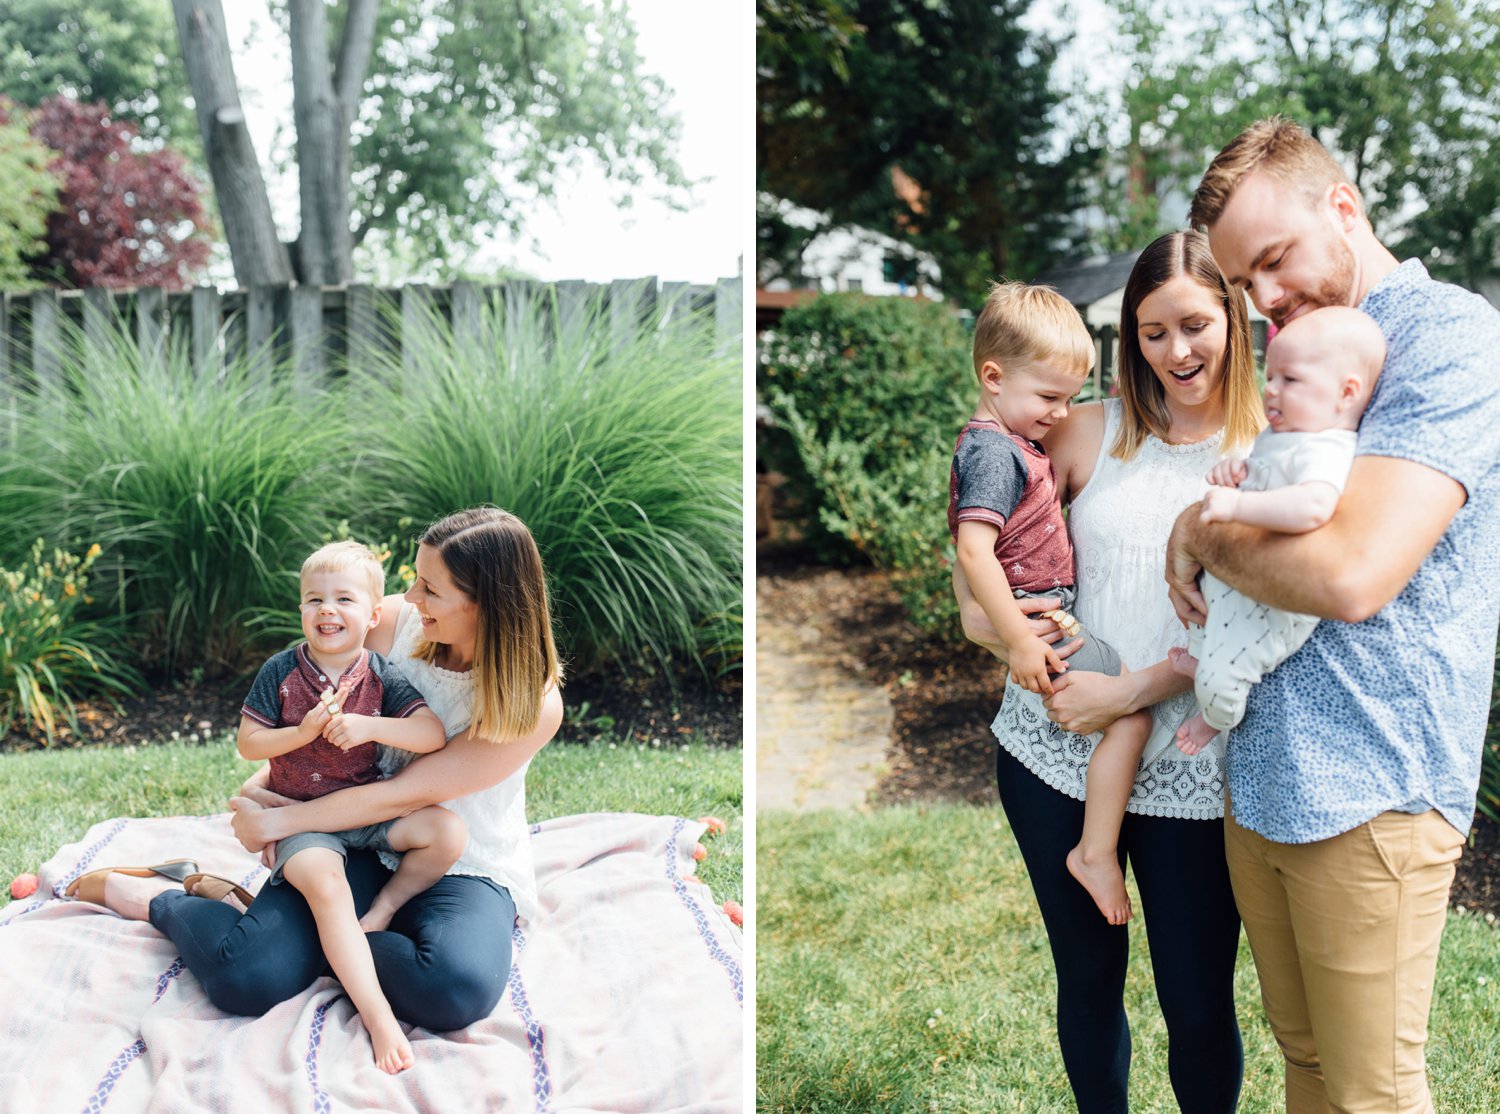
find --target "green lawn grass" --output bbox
[757,806,1500,1113]
[0,735,741,909]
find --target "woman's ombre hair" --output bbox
[414,507,561,741]
[1113,230,1262,460]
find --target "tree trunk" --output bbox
[288,0,379,286]
[172,0,294,288]
[289,0,348,286]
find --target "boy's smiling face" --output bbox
[981,357,1086,442]
[300,570,379,659]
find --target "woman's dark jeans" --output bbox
[150,849,516,1031]
[996,745,1244,1113]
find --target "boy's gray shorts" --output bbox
[269,820,398,885]
[1013,586,1123,677]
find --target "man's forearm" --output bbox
[1181,508,1335,616]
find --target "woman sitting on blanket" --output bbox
[67,506,563,1036]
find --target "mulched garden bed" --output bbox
[1,662,742,754]
[757,550,1500,918]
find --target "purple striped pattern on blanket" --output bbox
[153,958,184,1002]
[84,955,187,1108]
[508,923,554,1113]
[82,1038,145,1114]
[666,817,743,1004]
[306,1000,333,1114]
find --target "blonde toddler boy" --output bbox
[949,282,1152,924]
[237,541,464,1073]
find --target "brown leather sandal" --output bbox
[64,859,201,906]
[182,872,256,909]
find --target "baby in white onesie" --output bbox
[1171,306,1387,755]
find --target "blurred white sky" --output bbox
[223,1,747,285]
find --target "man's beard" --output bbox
[1273,237,1357,327]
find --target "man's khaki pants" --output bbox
[1225,805,1464,1114]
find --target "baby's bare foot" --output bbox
[1066,846,1132,925]
[1167,646,1199,678]
[358,901,397,934]
[367,1015,414,1074]
[1175,714,1217,756]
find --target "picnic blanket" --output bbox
[0,811,742,1113]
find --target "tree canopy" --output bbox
[342,0,689,268]
[757,0,1094,304]
[0,0,197,149]
[3,97,213,289]
[0,104,59,290]
[1088,0,1500,288]
[1,0,688,287]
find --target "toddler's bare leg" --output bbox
[282,848,414,1074]
[1066,708,1152,925]
[1175,711,1218,756]
[358,806,468,934]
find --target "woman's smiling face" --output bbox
[1134,274,1231,409]
[404,544,479,651]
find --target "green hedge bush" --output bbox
[759,293,970,633]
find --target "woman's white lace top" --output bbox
[991,398,1230,819]
[377,602,539,920]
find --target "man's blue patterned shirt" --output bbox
[1228,260,1500,842]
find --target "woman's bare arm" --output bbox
[1044,400,1106,504]
[364,594,408,655]
[231,686,564,851]
[236,762,301,808]
[1043,658,1192,736]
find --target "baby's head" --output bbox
[972,282,1095,441]
[298,540,387,658]
[1262,306,1385,434]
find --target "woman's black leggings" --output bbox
[149,849,516,1031]
[995,745,1243,1114]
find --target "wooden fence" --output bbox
[0,276,743,388]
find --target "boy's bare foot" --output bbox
[358,900,398,934]
[1167,646,1199,678]
[367,1014,414,1074]
[1066,846,1132,925]
[1175,713,1218,756]
[100,874,180,921]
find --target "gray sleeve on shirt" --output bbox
[954,428,1028,522]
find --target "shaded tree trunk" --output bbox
[172,0,293,287]
[289,0,378,285]
[175,0,379,288]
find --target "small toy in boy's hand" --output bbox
[320,686,342,716]
[692,843,708,863]
[9,873,38,899]
[1040,609,1083,639]
[700,816,726,836]
[723,900,743,927]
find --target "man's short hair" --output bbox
[300,540,386,602]
[972,281,1094,381]
[1189,116,1357,229]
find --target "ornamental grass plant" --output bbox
[342,286,742,670]
[0,319,336,679]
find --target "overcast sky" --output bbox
[223,1,747,285]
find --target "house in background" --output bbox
[755,196,942,334]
